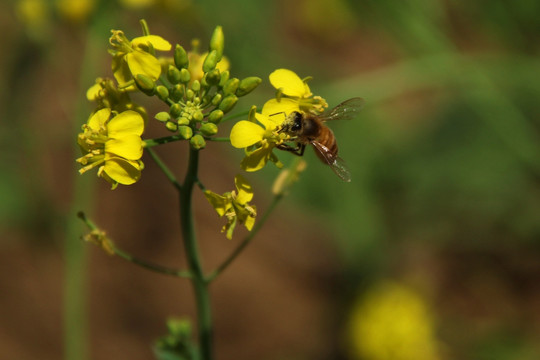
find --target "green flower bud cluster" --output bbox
[146,26,262,150]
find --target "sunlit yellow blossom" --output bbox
[204,175,257,239]
[266,68,328,115]
[230,105,289,172]
[109,30,172,87]
[348,281,440,360]
[76,108,145,189]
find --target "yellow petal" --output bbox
[101,157,141,185]
[126,51,161,80]
[132,35,172,51]
[86,83,101,101]
[234,174,253,204]
[105,135,143,160]
[88,108,111,130]
[262,98,300,119]
[269,69,305,97]
[244,213,256,231]
[107,110,144,137]
[111,56,132,85]
[230,121,265,148]
[240,143,273,172]
[204,191,230,216]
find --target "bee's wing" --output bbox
[311,141,352,182]
[321,97,364,122]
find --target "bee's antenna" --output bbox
[269,111,286,117]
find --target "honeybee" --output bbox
[277,97,364,182]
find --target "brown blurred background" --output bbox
[1,0,540,359]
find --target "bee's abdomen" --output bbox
[314,128,338,162]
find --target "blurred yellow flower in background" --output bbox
[348,281,440,360]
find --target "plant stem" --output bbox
[179,147,213,360]
[207,194,282,282]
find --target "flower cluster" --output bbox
[229,68,328,172]
[76,21,327,239]
[204,175,257,240]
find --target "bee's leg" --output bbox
[277,143,305,156]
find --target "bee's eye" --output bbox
[292,112,302,130]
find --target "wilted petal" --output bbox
[204,191,231,217]
[234,174,253,204]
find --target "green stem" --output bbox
[205,136,230,142]
[180,147,213,360]
[113,247,192,278]
[144,135,184,147]
[207,194,282,282]
[146,148,182,191]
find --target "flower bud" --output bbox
[202,50,219,73]
[177,117,190,126]
[236,77,262,97]
[211,93,222,106]
[218,95,238,113]
[135,74,155,95]
[166,121,178,132]
[223,78,239,95]
[200,122,218,136]
[186,89,194,101]
[155,111,170,122]
[208,109,224,123]
[192,110,204,122]
[179,68,191,84]
[170,103,182,117]
[206,69,221,86]
[219,70,230,87]
[174,44,189,69]
[178,125,193,139]
[156,85,169,101]
[191,80,201,92]
[210,26,224,61]
[170,84,184,102]
[167,65,182,84]
[190,134,206,150]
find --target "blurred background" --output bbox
[1,0,539,359]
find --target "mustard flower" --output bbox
[86,77,148,121]
[348,282,440,360]
[230,105,290,172]
[265,68,328,116]
[109,30,172,87]
[204,175,257,240]
[77,108,145,189]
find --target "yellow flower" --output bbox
[230,105,289,172]
[204,175,257,240]
[109,30,172,87]
[265,68,328,115]
[86,77,148,121]
[348,282,440,360]
[76,108,145,189]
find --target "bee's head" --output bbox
[279,111,303,134]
